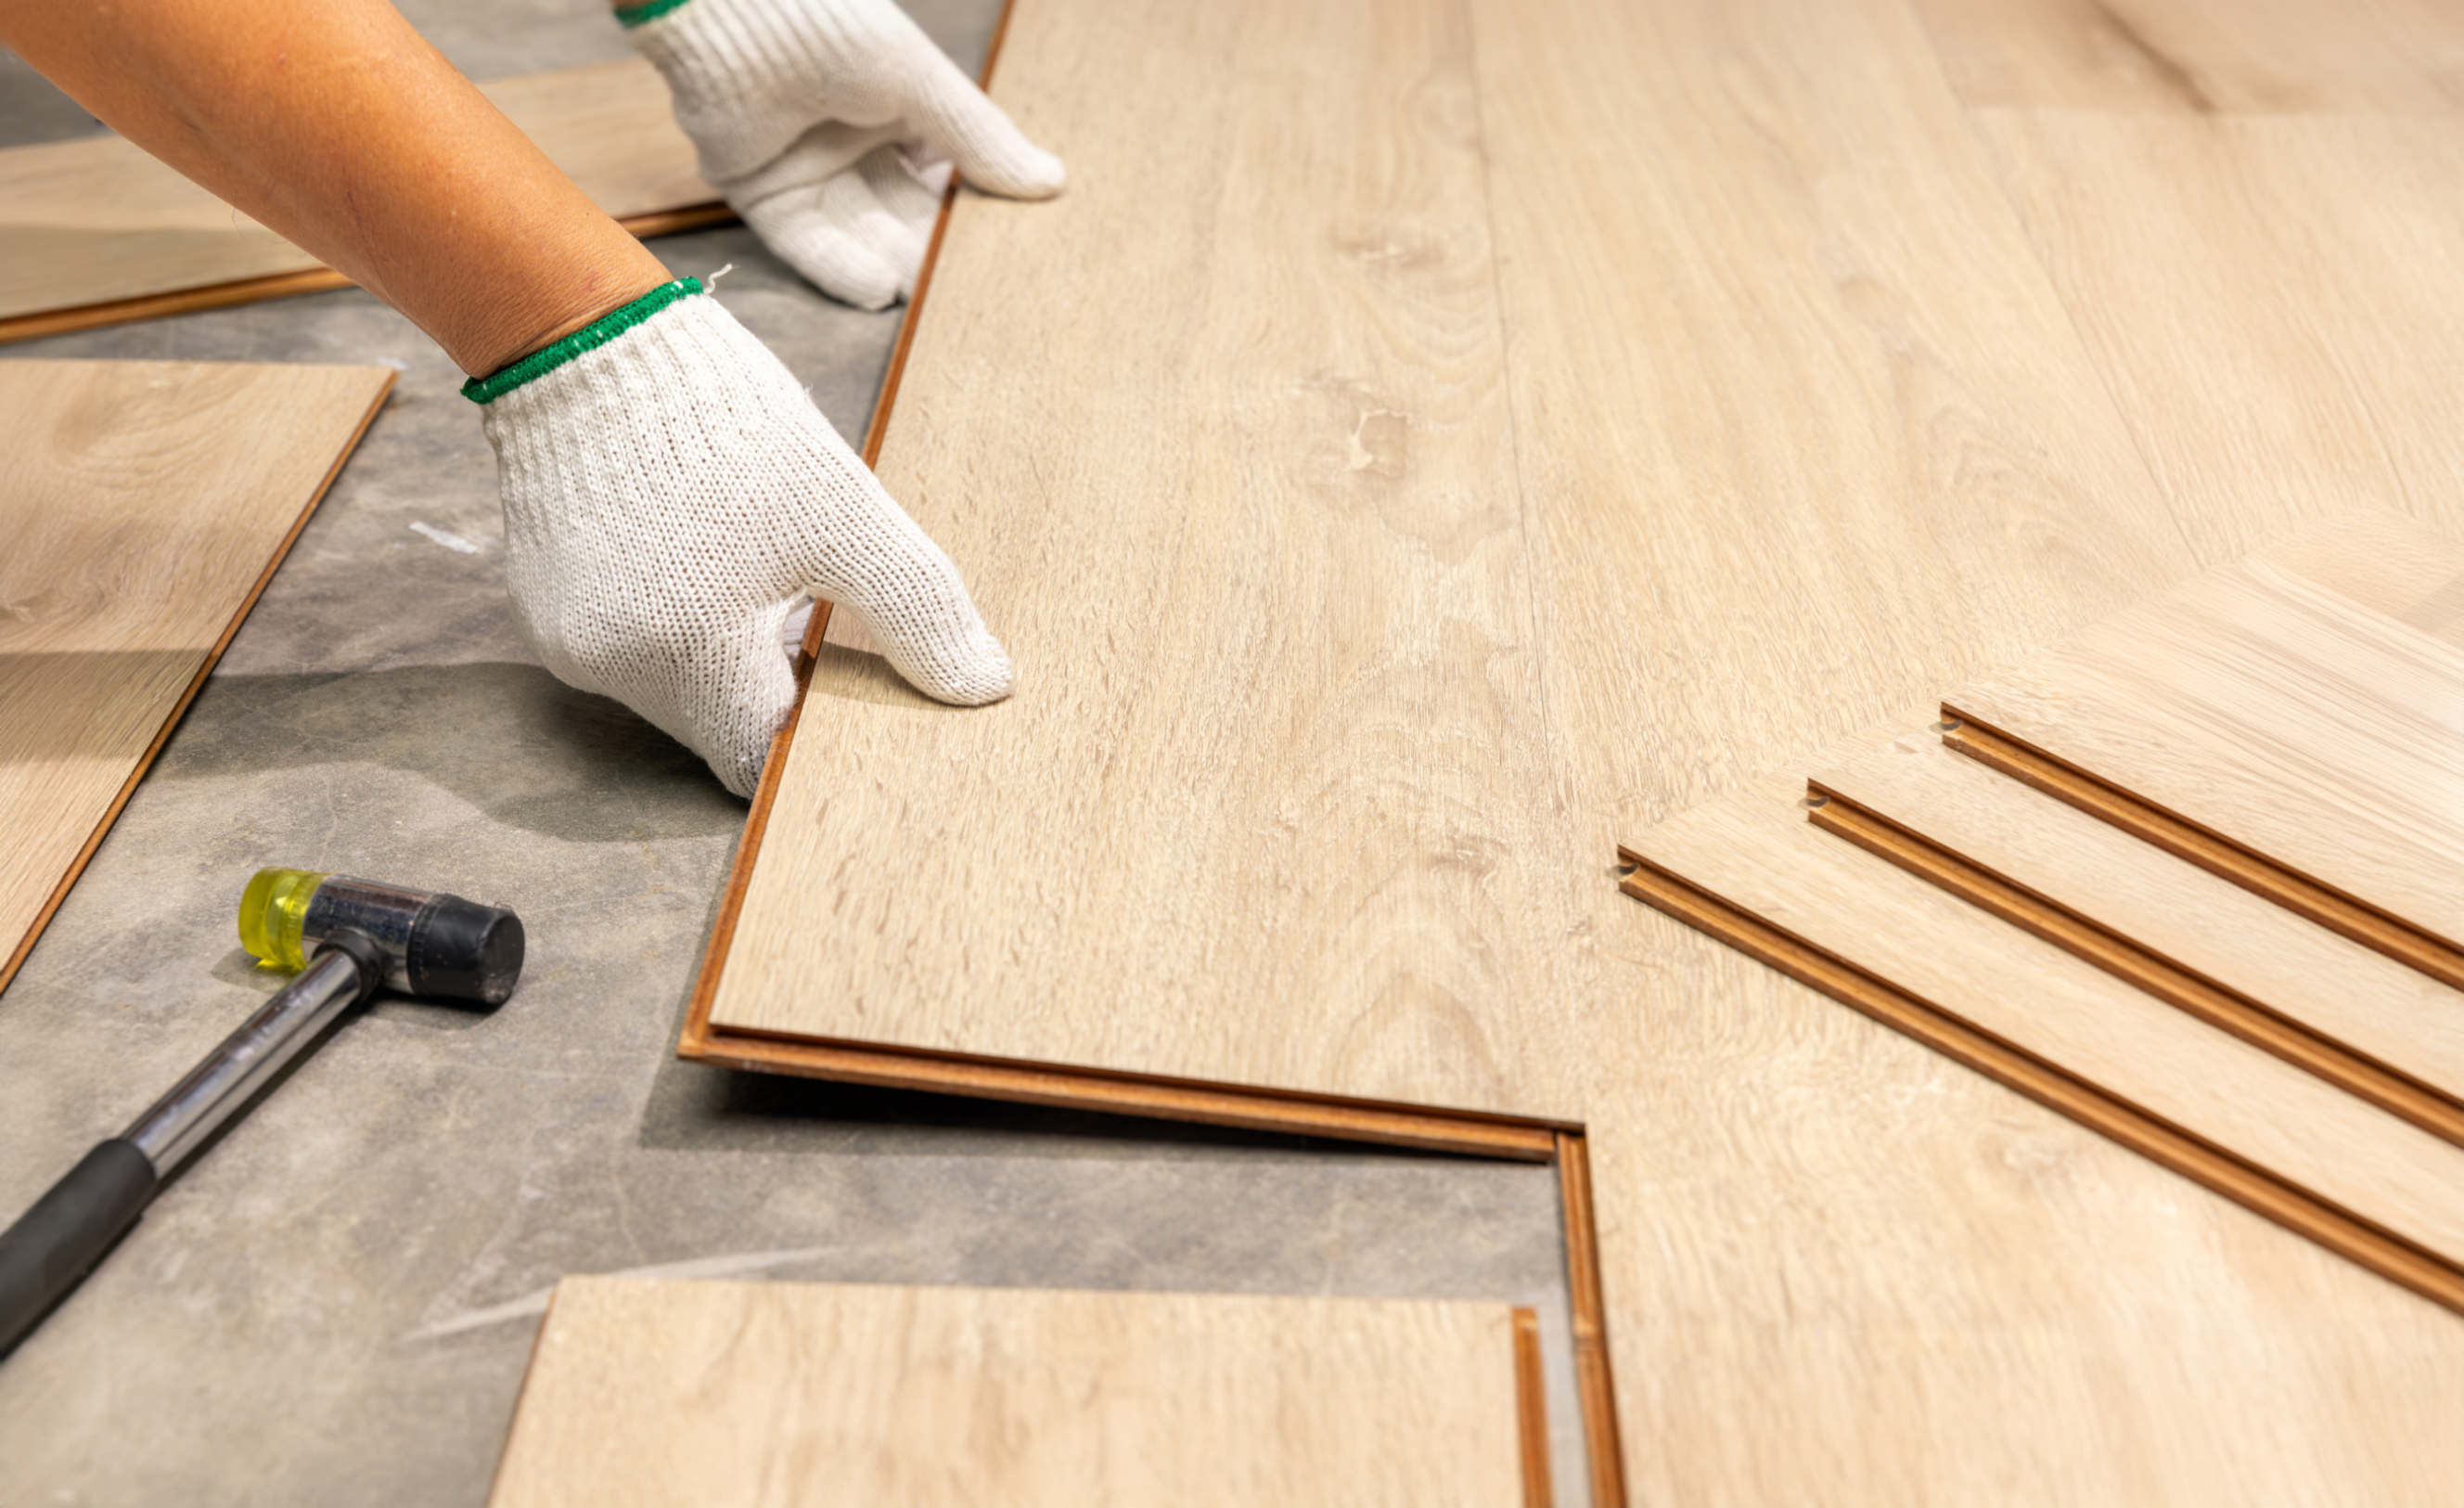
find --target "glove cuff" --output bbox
[469,278,845,535]
[460,277,703,406]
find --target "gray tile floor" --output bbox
[0,3,1586,1503]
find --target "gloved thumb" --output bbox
[905,46,1065,200]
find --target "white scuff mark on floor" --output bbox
[402,1244,839,1342]
[409,521,483,555]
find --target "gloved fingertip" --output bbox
[971,143,1065,200]
[840,586,1017,708]
[931,625,1016,706]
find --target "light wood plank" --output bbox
[1947,547,2464,960]
[707,0,1581,1120]
[1966,110,2464,562]
[1579,965,2464,1505]
[1911,0,2464,112]
[1811,733,2464,1128]
[487,1279,1533,1508]
[1622,781,2464,1288]
[0,59,715,331]
[0,359,394,995]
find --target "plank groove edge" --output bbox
[1555,1129,1627,1508]
[1613,845,2464,1316]
[1939,713,2464,991]
[1511,1308,1551,1508]
[0,204,732,347]
[679,1026,1565,1158]
[1803,786,2464,1145]
[0,365,395,997]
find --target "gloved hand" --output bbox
[621,0,1064,309]
[468,278,1011,795]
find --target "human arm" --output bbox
[0,0,668,373]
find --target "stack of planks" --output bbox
[1623,509,2464,1312]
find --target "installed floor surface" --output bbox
[0,2,1585,1502]
[699,0,2464,1498]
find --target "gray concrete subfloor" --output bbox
[0,4,1588,1504]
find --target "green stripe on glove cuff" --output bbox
[460,277,703,405]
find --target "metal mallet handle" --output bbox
[0,932,382,1356]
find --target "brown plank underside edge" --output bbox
[0,369,396,997]
[1510,1307,1552,1508]
[0,204,734,347]
[1555,1131,1626,1508]
[1803,789,2464,1147]
[1614,845,2464,1318]
[683,1025,1564,1159]
[671,2,1626,1497]
[1939,713,2464,993]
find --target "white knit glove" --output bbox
[470,280,1011,795]
[622,0,1063,309]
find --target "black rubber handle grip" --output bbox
[0,1139,157,1357]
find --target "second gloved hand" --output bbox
[469,277,1011,796]
[622,0,1064,309]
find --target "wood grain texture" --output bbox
[705,0,1581,1121]
[0,60,720,342]
[1911,0,2464,112]
[701,0,2205,1123]
[1619,782,2464,1334]
[1946,543,2464,969]
[688,0,2464,1496]
[1810,736,2464,1129]
[1613,806,2464,1502]
[488,1279,1535,1508]
[1965,110,2464,562]
[0,359,393,996]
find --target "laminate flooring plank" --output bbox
[1809,734,2464,1120]
[1621,786,2464,1282]
[0,359,395,995]
[1463,0,2201,844]
[0,59,715,336]
[704,0,1580,1121]
[1590,834,2464,1503]
[1946,549,2464,958]
[1966,110,2464,561]
[1597,773,2464,1508]
[487,1279,1537,1508]
[1910,0,2464,112]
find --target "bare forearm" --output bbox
[0,0,668,372]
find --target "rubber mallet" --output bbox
[0,870,523,1356]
